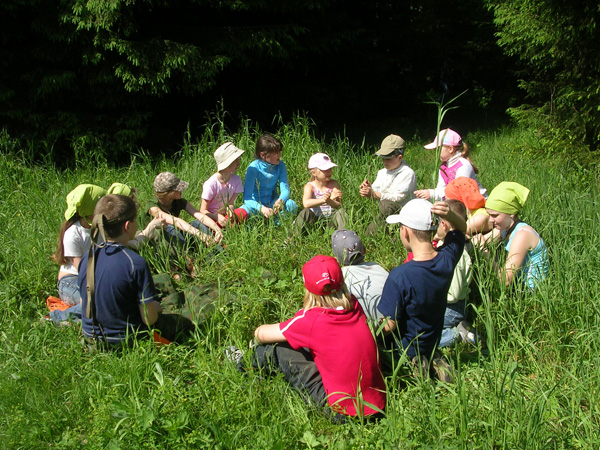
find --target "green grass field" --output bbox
[1,115,599,449]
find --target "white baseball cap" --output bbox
[386,199,438,231]
[308,153,337,171]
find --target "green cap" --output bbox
[64,184,107,220]
[107,182,132,197]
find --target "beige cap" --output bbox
[375,134,406,157]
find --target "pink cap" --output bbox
[424,128,462,149]
[302,255,344,296]
[308,153,337,171]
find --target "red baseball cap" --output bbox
[302,255,344,296]
[445,177,486,210]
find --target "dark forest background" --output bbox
[1,0,599,163]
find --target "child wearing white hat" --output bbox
[293,152,347,235]
[200,142,248,226]
[378,199,467,381]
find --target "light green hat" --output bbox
[106,182,132,197]
[485,182,530,215]
[64,184,107,220]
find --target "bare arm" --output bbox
[466,213,491,237]
[254,323,287,344]
[139,301,163,326]
[501,227,537,286]
[199,198,212,217]
[302,182,322,208]
[71,257,83,272]
[200,198,226,226]
[185,202,224,244]
[127,217,166,250]
[149,206,209,240]
[472,228,501,250]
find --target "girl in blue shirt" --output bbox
[241,134,297,218]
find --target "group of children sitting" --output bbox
[49,129,550,420]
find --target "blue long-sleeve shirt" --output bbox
[243,159,291,214]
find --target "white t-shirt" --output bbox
[342,262,389,322]
[60,220,91,275]
[372,161,417,205]
[201,173,243,214]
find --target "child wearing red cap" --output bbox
[252,255,386,419]
[444,177,491,237]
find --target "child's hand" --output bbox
[359,180,372,197]
[261,205,275,218]
[330,187,342,202]
[414,189,431,199]
[431,201,450,218]
[272,199,284,214]
[213,229,224,244]
[217,214,228,227]
[142,217,166,240]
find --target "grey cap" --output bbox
[331,229,366,266]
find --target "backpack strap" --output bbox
[85,214,108,320]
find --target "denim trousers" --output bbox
[57,274,81,306]
[163,220,211,247]
[438,300,466,348]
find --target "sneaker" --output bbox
[457,320,479,345]
[432,351,454,383]
[224,345,244,365]
[224,346,246,373]
[411,355,430,379]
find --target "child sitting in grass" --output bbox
[80,194,194,346]
[378,199,466,381]
[434,199,477,347]
[252,255,386,419]
[414,128,486,201]
[293,152,347,235]
[479,181,549,289]
[359,134,417,234]
[107,182,166,249]
[444,177,491,237]
[241,134,297,219]
[200,142,248,227]
[52,184,106,308]
[331,229,388,325]
[48,184,107,326]
[146,171,223,246]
